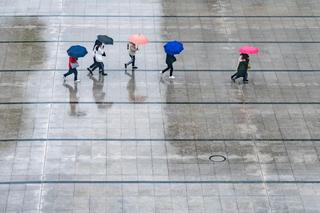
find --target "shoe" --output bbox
[133,66,138,70]
[74,79,80,83]
[101,73,108,76]
[169,76,175,79]
[160,71,163,74]
[124,63,127,69]
[63,76,66,81]
[231,77,235,83]
[87,68,93,75]
[243,80,248,84]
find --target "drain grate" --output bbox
[209,155,226,162]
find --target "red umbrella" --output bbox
[239,45,259,54]
[128,34,149,45]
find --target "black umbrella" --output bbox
[97,35,114,45]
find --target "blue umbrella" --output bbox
[67,45,88,58]
[164,40,184,55]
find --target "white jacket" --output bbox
[94,45,105,62]
[128,43,138,56]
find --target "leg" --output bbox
[234,75,241,80]
[125,55,132,70]
[88,57,98,74]
[132,55,135,67]
[231,73,237,79]
[89,57,97,69]
[132,55,137,69]
[169,64,174,76]
[126,55,134,66]
[91,57,99,71]
[91,62,99,71]
[99,62,107,76]
[243,72,248,83]
[243,71,248,81]
[64,69,74,78]
[98,62,103,73]
[73,69,78,81]
[162,66,170,73]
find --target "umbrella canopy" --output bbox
[97,35,114,45]
[128,34,149,45]
[164,40,184,55]
[67,45,88,58]
[239,45,259,54]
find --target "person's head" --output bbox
[240,53,249,61]
[95,43,101,51]
[95,40,102,46]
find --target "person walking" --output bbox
[88,43,107,76]
[63,56,80,82]
[125,42,138,71]
[231,53,250,83]
[160,53,176,79]
[87,40,102,74]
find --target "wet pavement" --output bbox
[1,0,320,212]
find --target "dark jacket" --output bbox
[166,54,176,65]
[236,60,249,77]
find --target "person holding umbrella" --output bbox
[125,42,139,71]
[161,54,176,79]
[125,34,149,71]
[231,45,259,84]
[64,45,87,82]
[94,44,107,76]
[87,39,102,74]
[88,35,113,76]
[160,40,184,79]
[231,53,250,83]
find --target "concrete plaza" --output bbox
[1,0,320,212]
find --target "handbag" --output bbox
[70,62,79,69]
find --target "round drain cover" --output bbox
[209,155,226,162]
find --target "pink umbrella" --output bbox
[239,45,259,54]
[128,34,149,45]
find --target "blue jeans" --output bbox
[64,68,78,80]
[126,55,135,67]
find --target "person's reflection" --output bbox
[63,82,78,116]
[90,75,107,109]
[63,82,86,116]
[126,71,146,102]
[160,78,179,138]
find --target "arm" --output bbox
[237,56,243,68]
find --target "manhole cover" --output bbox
[209,155,226,162]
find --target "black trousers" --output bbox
[97,62,104,73]
[89,57,100,71]
[126,55,135,67]
[231,71,248,81]
[90,60,105,74]
[64,68,78,80]
[162,63,174,76]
